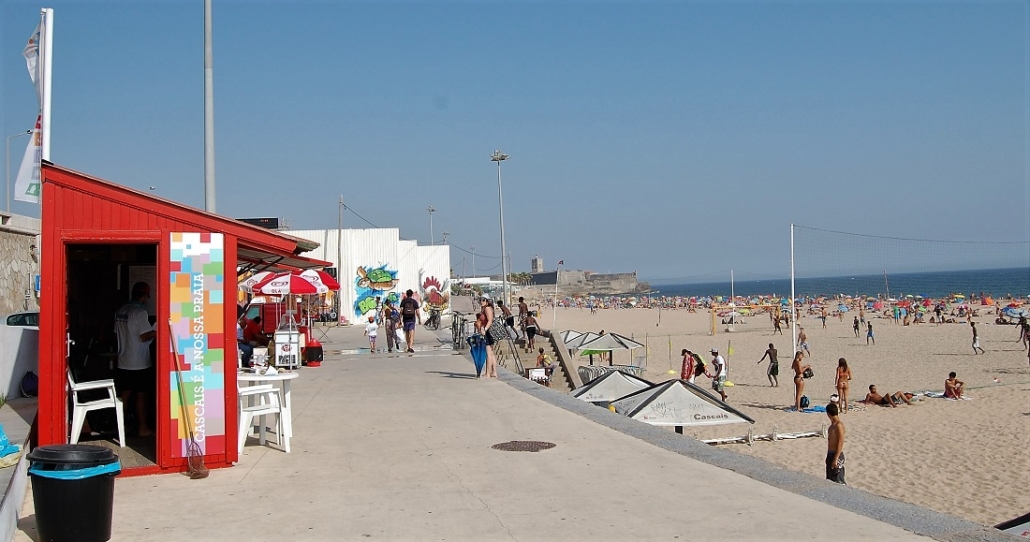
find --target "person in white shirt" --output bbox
[709,348,727,401]
[114,282,156,437]
[364,316,379,352]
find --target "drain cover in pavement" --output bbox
[491,441,556,452]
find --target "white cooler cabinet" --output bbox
[273,330,304,368]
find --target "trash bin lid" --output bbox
[27,444,119,466]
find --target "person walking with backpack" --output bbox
[399,290,421,353]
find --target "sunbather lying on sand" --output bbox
[862,385,913,407]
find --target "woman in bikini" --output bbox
[835,357,852,413]
[792,351,811,412]
[481,297,498,379]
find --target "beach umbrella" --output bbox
[577,333,645,356]
[872,301,883,310]
[1002,307,1029,319]
[560,329,584,345]
[239,271,278,293]
[251,272,321,295]
[298,269,341,291]
[565,332,601,350]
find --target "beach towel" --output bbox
[922,391,972,400]
[783,405,827,413]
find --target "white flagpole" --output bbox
[790,224,797,360]
[551,263,560,331]
[40,8,54,162]
[204,0,216,212]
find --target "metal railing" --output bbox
[494,333,524,375]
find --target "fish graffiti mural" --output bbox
[354,265,400,318]
[420,275,449,312]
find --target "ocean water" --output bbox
[651,267,1030,300]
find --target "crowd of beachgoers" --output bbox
[535,293,1030,528]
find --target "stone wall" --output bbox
[0,213,41,317]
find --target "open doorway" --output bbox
[65,243,158,468]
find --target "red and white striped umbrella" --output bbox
[251,273,321,295]
[298,269,341,291]
[239,271,278,293]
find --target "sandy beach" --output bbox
[538,302,1030,527]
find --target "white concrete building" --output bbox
[284,228,451,323]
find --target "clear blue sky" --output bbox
[3,1,1028,282]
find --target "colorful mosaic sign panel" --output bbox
[168,232,226,458]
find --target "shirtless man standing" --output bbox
[970,322,986,355]
[825,402,846,484]
[797,327,810,357]
[757,343,778,387]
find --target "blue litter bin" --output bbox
[27,444,121,542]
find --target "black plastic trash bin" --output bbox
[27,444,121,542]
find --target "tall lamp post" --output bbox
[5,130,32,213]
[426,205,436,245]
[471,246,476,278]
[490,150,509,305]
[441,231,449,245]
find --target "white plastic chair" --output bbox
[238,384,288,454]
[67,368,125,447]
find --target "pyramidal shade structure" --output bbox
[612,380,755,427]
[571,370,654,403]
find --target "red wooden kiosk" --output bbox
[37,162,329,475]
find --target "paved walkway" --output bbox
[16,324,1006,541]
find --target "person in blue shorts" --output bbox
[399,289,421,353]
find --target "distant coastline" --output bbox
[646,267,1030,300]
